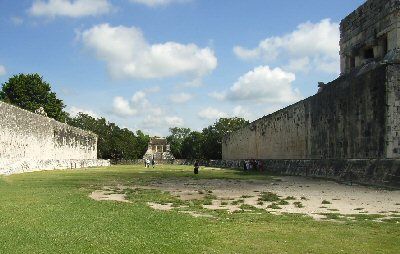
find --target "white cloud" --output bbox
[112,96,138,117]
[29,0,113,18]
[112,90,184,130]
[232,105,253,120]
[169,92,192,103]
[165,116,184,126]
[198,107,228,120]
[144,86,161,93]
[0,65,6,76]
[129,0,190,7]
[211,66,301,104]
[67,106,99,118]
[284,57,311,73]
[176,78,203,88]
[234,19,340,74]
[80,23,217,79]
[208,91,226,101]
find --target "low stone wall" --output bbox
[0,159,110,175]
[112,159,399,188]
[258,159,399,188]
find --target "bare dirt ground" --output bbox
[90,188,131,203]
[90,176,400,221]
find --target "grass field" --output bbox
[0,165,399,253]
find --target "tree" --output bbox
[135,130,150,159]
[181,131,203,159]
[68,113,150,160]
[201,117,249,159]
[0,73,68,122]
[166,127,191,158]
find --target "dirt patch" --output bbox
[147,202,174,211]
[90,177,400,220]
[179,211,215,218]
[89,187,131,203]
[140,176,400,220]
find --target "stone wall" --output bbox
[223,64,397,160]
[386,65,400,158]
[0,101,110,174]
[111,159,400,187]
[340,0,400,74]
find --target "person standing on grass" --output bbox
[258,160,264,172]
[194,161,199,174]
[151,158,155,168]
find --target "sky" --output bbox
[0,0,366,136]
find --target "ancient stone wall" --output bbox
[386,64,400,158]
[111,159,400,187]
[340,0,400,74]
[223,64,397,160]
[0,101,110,174]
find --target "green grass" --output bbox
[321,200,331,205]
[267,203,282,209]
[239,204,258,210]
[277,200,289,206]
[293,202,305,208]
[327,208,339,212]
[0,164,399,253]
[320,213,342,220]
[231,199,245,205]
[258,192,280,202]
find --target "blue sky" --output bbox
[0,0,365,136]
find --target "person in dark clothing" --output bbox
[243,160,247,171]
[151,158,155,168]
[194,161,199,174]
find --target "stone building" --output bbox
[0,101,110,175]
[222,0,400,160]
[340,0,400,74]
[143,137,175,160]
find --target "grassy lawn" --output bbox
[0,165,398,253]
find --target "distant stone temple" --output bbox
[143,137,175,160]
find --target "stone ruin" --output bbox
[340,0,400,74]
[143,137,175,160]
[34,106,47,117]
[0,101,110,175]
[223,0,400,161]
[221,0,400,187]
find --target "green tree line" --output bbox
[1,73,248,160]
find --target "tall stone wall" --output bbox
[0,101,110,174]
[386,65,400,158]
[223,64,398,160]
[340,0,400,74]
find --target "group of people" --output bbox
[243,160,264,172]
[144,158,155,168]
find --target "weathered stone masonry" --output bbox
[223,65,395,160]
[222,0,400,186]
[0,101,110,175]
